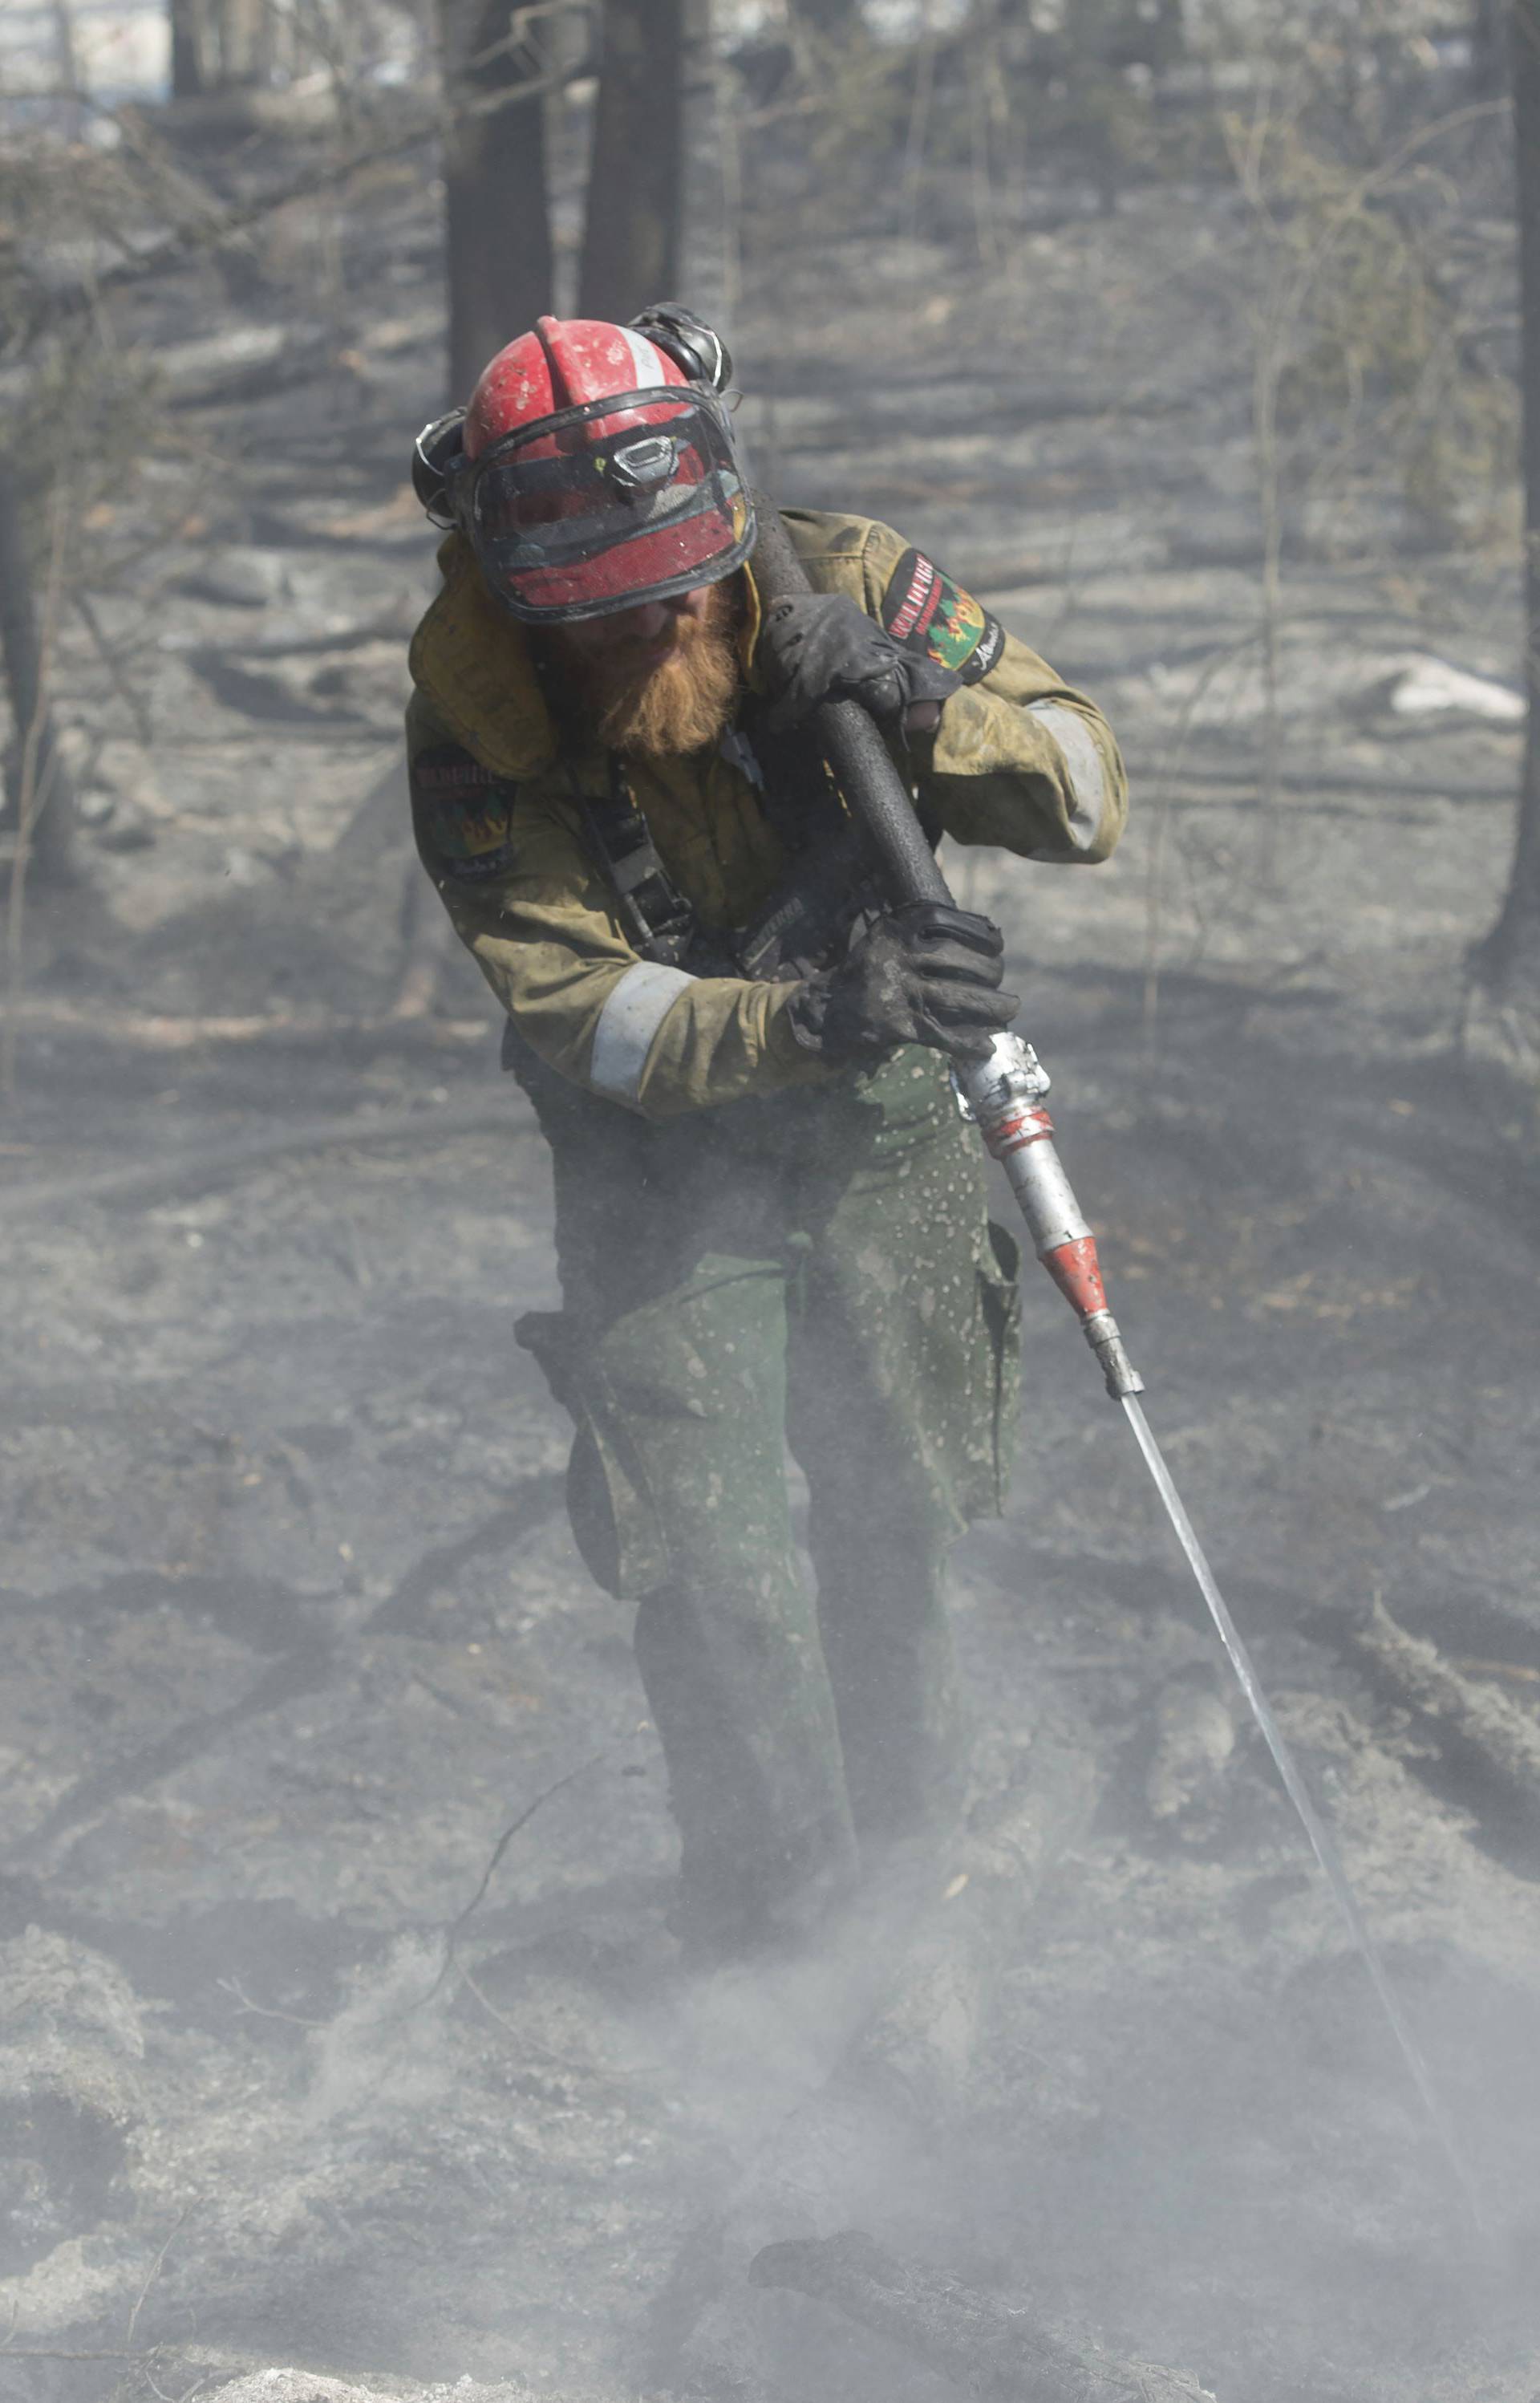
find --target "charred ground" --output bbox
[2,115,1540,2403]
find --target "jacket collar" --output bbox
[407,534,558,778]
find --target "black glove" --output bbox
[787,901,1018,1066]
[759,592,961,733]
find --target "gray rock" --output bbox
[179,549,294,609]
[93,794,158,851]
[76,785,117,828]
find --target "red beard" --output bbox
[565,581,743,759]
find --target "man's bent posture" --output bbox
[407,309,1127,1956]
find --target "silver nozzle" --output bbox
[952,1030,1051,1126]
[1082,1309,1145,1398]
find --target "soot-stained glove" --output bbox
[786,900,1019,1066]
[759,592,961,733]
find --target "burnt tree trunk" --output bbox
[168,0,206,94]
[1473,0,1510,91]
[787,0,865,34]
[0,462,76,889]
[1473,0,1540,999]
[678,0,728,323]
[578,0,685,323]
[167,0,273,95]
[440,0,555,403]
[53,0,90,138]
[53,0,79,88]
[219,0,271,83]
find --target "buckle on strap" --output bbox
[568,755,700,964]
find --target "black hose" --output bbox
[748,499,953,911]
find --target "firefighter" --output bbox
[407,308,1127,1957]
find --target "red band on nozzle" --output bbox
[1041,1235,1108,1323]
[983,1104,1055,1161]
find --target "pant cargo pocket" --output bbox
[517,1307,671,1600]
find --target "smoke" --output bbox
[301,1934,456,2132]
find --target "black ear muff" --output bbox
[629,302,734,396]
[412,408,468,527]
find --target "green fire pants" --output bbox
[514,1043,1021,1939]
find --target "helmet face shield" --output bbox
[465,388,756,623]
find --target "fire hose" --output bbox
[750,501,1481,2236]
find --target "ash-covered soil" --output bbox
[4,126,1540,2403]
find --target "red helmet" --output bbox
[444,314,754,624]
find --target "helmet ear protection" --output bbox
[411,408,468,528]
[626,302,734,396]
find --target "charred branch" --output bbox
[0,51,582,360]
[1351,1594,1540,1815]
[748,2230,1217,2402]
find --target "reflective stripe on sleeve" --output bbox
[1026,700,1108,850]
[587,960,697,1106]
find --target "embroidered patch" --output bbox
[881,549,1004,685]
[411,742,517,879]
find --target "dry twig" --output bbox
[420,1747,610,2003]
[124,2210,188,2348]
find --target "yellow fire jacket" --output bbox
[407,508,1127,1118]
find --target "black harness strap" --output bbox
[501,718,930,1079]
[565,724,890,985]
[565,756,701,967]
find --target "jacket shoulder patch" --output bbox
[881,548,1004,685]
[411,741,518,880]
